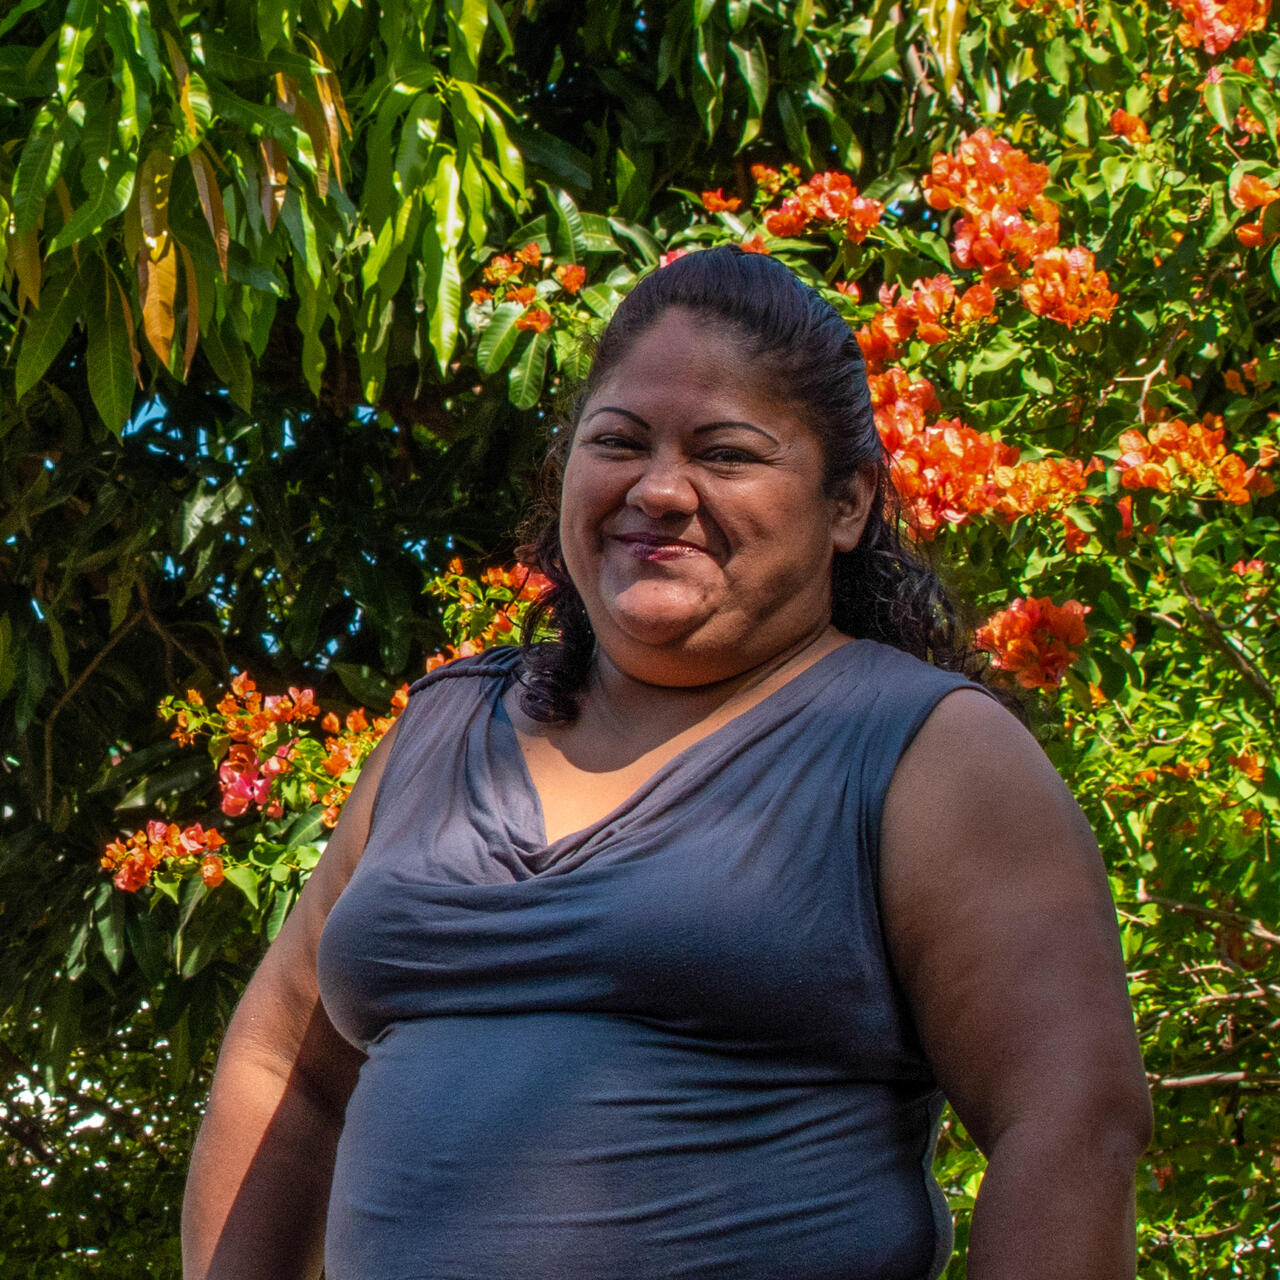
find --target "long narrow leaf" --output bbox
[15,268,85,400]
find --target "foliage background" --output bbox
[1,0,1278,1274]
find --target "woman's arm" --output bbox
[880,690,1152,1280]
[181,723,399,1280]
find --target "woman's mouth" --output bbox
[612,532,708,562]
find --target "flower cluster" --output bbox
[756,168,884,244]
[425,559,553,672]
[857,276,999,367]
[1109,109,1151,145]
[1115,417,1275,503]
[1019,247,1118,328]
[868,368,1094,543]
[976,596,1090,689]
[1230,172,1280,247]
[101,821,227,893]
[1173,0,1271,55]
[470,242,587,333]
[109,563,552,895]
[921,130,1117,327]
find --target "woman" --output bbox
[182,247,1152,1280]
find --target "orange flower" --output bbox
[470,287,494,305]
[739,232,770,254]
[834,280,861,301]
[515,307,553,333]
[1109,109,1150,144]
[514,242,542,266]
[975,596,1090,689]
[554,263,587,294]
[1237,220,1270,248]
[955,281,997,324]
[763,197,809,237]
[659,248,690,268]
[483,254,521,284]
[506,285,537,305]
[750,163,785,197]
[845,195,884,243]
[1020,247,1117,327]
[1116,417,1273,502]
[200,854,225,888]
[1174,0,1270,54]
[700,188,742,213]
[923,129,1051,216]
[1228,751,1265,781]
[1230,173,1280,210]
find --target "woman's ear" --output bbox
[831,465,879,553]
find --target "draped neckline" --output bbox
[489,641,861,873]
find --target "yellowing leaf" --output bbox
[161,30,198,137]
[138,148,174,262]
[138,236,177,362]
[260,139,288,232]
[189,148,229,279]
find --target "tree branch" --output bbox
[1136,889,1280,947]
[1149,1070,1280,1090]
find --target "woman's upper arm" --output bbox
[879,689,1151,1155]
[218,719,401,1102]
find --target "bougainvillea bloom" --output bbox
[514,242,542,266]
[1116,418,1275,502]
[1231,173,1280,210]
[976,596,1090,689]
[101,821,227,892]
[700,188,741,213]
[1174,0,1271,54]
[515,308,553,333]
[1109,109,1151,144]
[554,263,587,294]
[1020,247,1117,327]
[483,254,521,284]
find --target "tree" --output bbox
[1,0,1277,1274]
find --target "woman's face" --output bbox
[559,308,874,687]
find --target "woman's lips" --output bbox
[612,532,708,562]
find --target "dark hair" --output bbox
[517,245,991,723]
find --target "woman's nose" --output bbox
[625,454,699,518]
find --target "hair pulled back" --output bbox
[517,245,985,723]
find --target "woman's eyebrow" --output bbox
[584,406,651,429]
[584,407,778,446]
[694,420,779,444]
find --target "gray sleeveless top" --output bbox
[317,640,979,1280]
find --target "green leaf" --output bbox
[13,107,64,232]
[422,222,462,376]
[508,329,551,409]
[546,184,587,264]
[49,156,134,254]
[445,0,488,80]
[0,0,45,40]
[222,863,261,909]
[115,755,211,811]
[1203,78,1242,132]
[56,0,100,101]
[94,879,126,974]
[86,264,136,437]
[330,662,393,706]
[729,37,768,148]
[15,267,86,402]
[476,301,525,373]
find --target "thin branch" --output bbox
[42,610,145,819]
[1136,888,1280,947]
[1149,1070,1280,1090]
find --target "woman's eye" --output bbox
[590,434,642,450]
[702,447,755,464]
